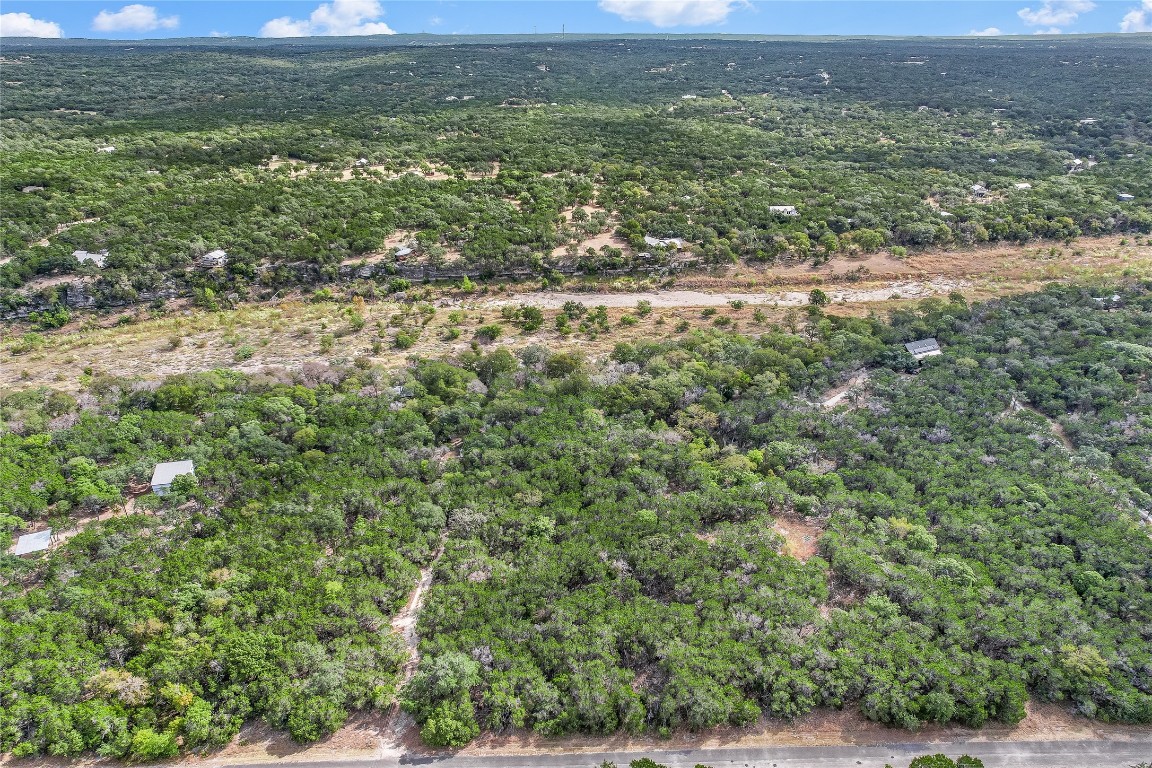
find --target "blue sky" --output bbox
[2,0,1150,39]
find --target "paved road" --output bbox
[216,738,1151,768]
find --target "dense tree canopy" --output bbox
[2,283,1150,756]
[2,37,1150,313]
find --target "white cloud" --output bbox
[429,16,443,27]
[0,12,63,37]
[1017,0,1094,28]
[260,0,396,37]
[598,0,748,28]
[209,30,230,37]
[1033,26,1064,33]
[1120,0,1152,31]
[92,4,179,33]
[968,27,1003,36]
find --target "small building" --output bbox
[768,205,800,216]
[73,249,108,267]
[905,338,942,360]
[971,184,988,197]
[394,246,414,259]
[197,249,229,269]
[13,529,53,556]
[643,236,685,249]
[1014,183,1032,190]
[1118,193,1135,202]
[1092,294,1123,307]
[151,460,195,496]
[96,146,116,153]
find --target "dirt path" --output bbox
[7,237,1151,395]
[491,280,970,309]
[391,534,447,688]
[32,216,100,246]
[373,532,449,750]
[1009,398,1075,450]
[7,492,148,555]
[820,372,870,409]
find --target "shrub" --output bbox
[287,697,347,743]
[128,728,178,761]
[475,324,502,342]
[418,698,480,748]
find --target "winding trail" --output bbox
[819,371,870,409]
[391,533,447,686]
[377,533,448,748]
[7,488,148,555]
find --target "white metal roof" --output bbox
[13,529,53,555]
[151,460,195,486]
[905,338,941,355]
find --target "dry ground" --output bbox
[3,237,1151,394]
[773,516,824,561]
[139,699,1152,767]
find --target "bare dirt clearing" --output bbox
[5,237,1151,394]
[550,230,628,258]
[773,516,823,561]
[492,279,971,309]
[677,235,1151,292]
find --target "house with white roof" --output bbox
[768,205,800,216]
[151,460,195,495]
[12,529,53,556]
[197,250,229,269]
[73,249,109,267]
[643,236,685,249]
[905,338,942,360]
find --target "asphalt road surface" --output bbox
[217,739,1152,768]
